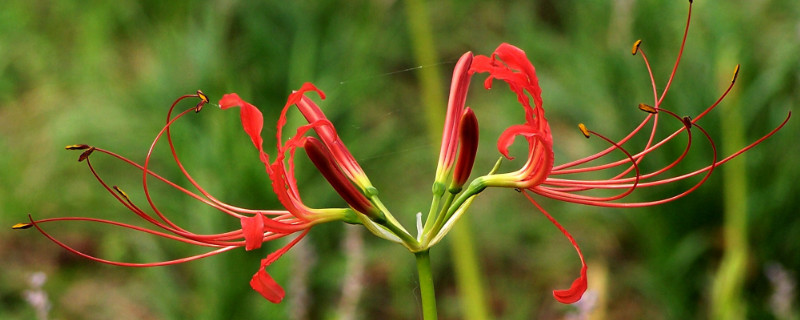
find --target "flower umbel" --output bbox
[14,0,790,314]
[442,0,790,303]
[17,89,368,303]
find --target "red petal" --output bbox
[250,268,285,303]
[287,82,325,106]
[491,43,543,109]
[552,265,588,304]
[240,215,265,251]
[470,44,545,123]
[248,230,309,303]
[219,93,265,153]
[497,124,539,160]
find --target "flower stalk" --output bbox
[415,250,438,320]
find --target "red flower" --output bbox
[464,3,790,304]
[16,1,790,308]
[21,87,369,304]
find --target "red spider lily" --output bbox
[17,87,369,303]
[463,1,790,304]
[14,1,790,310]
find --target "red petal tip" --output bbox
[250,268,285,303]
[552,268,588,304]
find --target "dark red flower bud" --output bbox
[304,137,380,220]
[451,108,479,192]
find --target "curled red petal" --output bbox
[470,43,545,125]
[250,267,285,303]
[219,93,265,153]
[240,215,265,251]
[497,124,539,160]
[288,82,325,106]
[552,265,588,304]
[249,230,309,303]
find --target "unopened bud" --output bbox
[304,137,381,220]
[451,108,479,192]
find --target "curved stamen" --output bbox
[532,114,718,207]
[547,107,693,190]
[28,216,241,267]
[553,0,694,176]
[164,95,281,217]
[657,0,693,106]
[540,124,641,201]
[91,147,288,216]
[31,216,247,246]
[87,157,306,241]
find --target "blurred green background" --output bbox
[1,0,797,319]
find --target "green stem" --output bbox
[428,192,455,240]
[375,214,419,250]
[403,1,490,318]
[415,250,438,320]
[422,193,442,236]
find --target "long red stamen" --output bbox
[533,112,719,207]
[164,95,284,217]
[28,216,241,267]
[551,0,694,177]
[548,107,692,190]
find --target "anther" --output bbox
[78,147,96,162]
[195,90,209,113]
[578,123,591,138]
[638,103,658,114]
[113,186,131,202]
[514,188,522,193]
[731,65,740,84]
[65,144,91,150]
[12,222,33,230]
[682,116,693,129]
[631,40,642,55]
